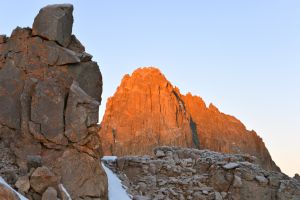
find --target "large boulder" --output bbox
[55,149,108,199]
[30,166,59,194]
[0,4,107,200]
[32,4,74,47]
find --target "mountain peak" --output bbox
[132,66,163,76]
[99,67,279,172]
[115,67,175,97]
[128,67,169,85]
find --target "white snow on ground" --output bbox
[1,157,131,200]
[58,184,72,200]
[103,156,118,161]
[102,156,132,200]
[0,176,28,200]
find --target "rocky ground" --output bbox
[0,125,19,186]
[103,146,300,200]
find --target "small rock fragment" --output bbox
[233,175,242,188]
[223,162,240,170]
[27,155,42,169]
[133,195,151,200]
[42,187,57,200]
[15,176,30,193]
[215,192,223,200]
[255,175,268,186]
[155,150,165,158]
[294,174,300,182]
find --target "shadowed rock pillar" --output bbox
[0,4,107,200]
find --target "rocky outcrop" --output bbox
[99,67,279,171]
[104,146,300,200]
[0,4,107,200]
[32,4,73,47]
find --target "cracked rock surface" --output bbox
[104,146,300,200]
[0,4,107,200]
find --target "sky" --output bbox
[1,0,299,177]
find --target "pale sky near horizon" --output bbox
[1,1,299,176]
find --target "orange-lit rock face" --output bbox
[182,94,279,171]
[99,67,279,171]
[100,67,199,156]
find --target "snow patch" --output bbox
[101,157,131,200]
[102,156,118,161]
[58,184,72,200]
[0,176,28,200]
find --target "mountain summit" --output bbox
[99,67,279,171]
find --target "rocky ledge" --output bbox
[103,146,300,200]
[0,4,107,200]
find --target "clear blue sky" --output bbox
[1,0,299,176]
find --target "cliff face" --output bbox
[0,4,107,200]
[99,67,279,172]
[100,67,199,156]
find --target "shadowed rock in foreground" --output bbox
[99,67,279,172]
[104,146,300,200]
[0,4,107,200]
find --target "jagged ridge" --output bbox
[99,67,279,172]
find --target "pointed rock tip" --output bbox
[118,67,169,84]
[32,4,74,47]
[184,93,207,108]
[174,86,180,93]
[186,92,193,97]
[208,103,220,112]
[185,92,203,100]
[132,66,163,76]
